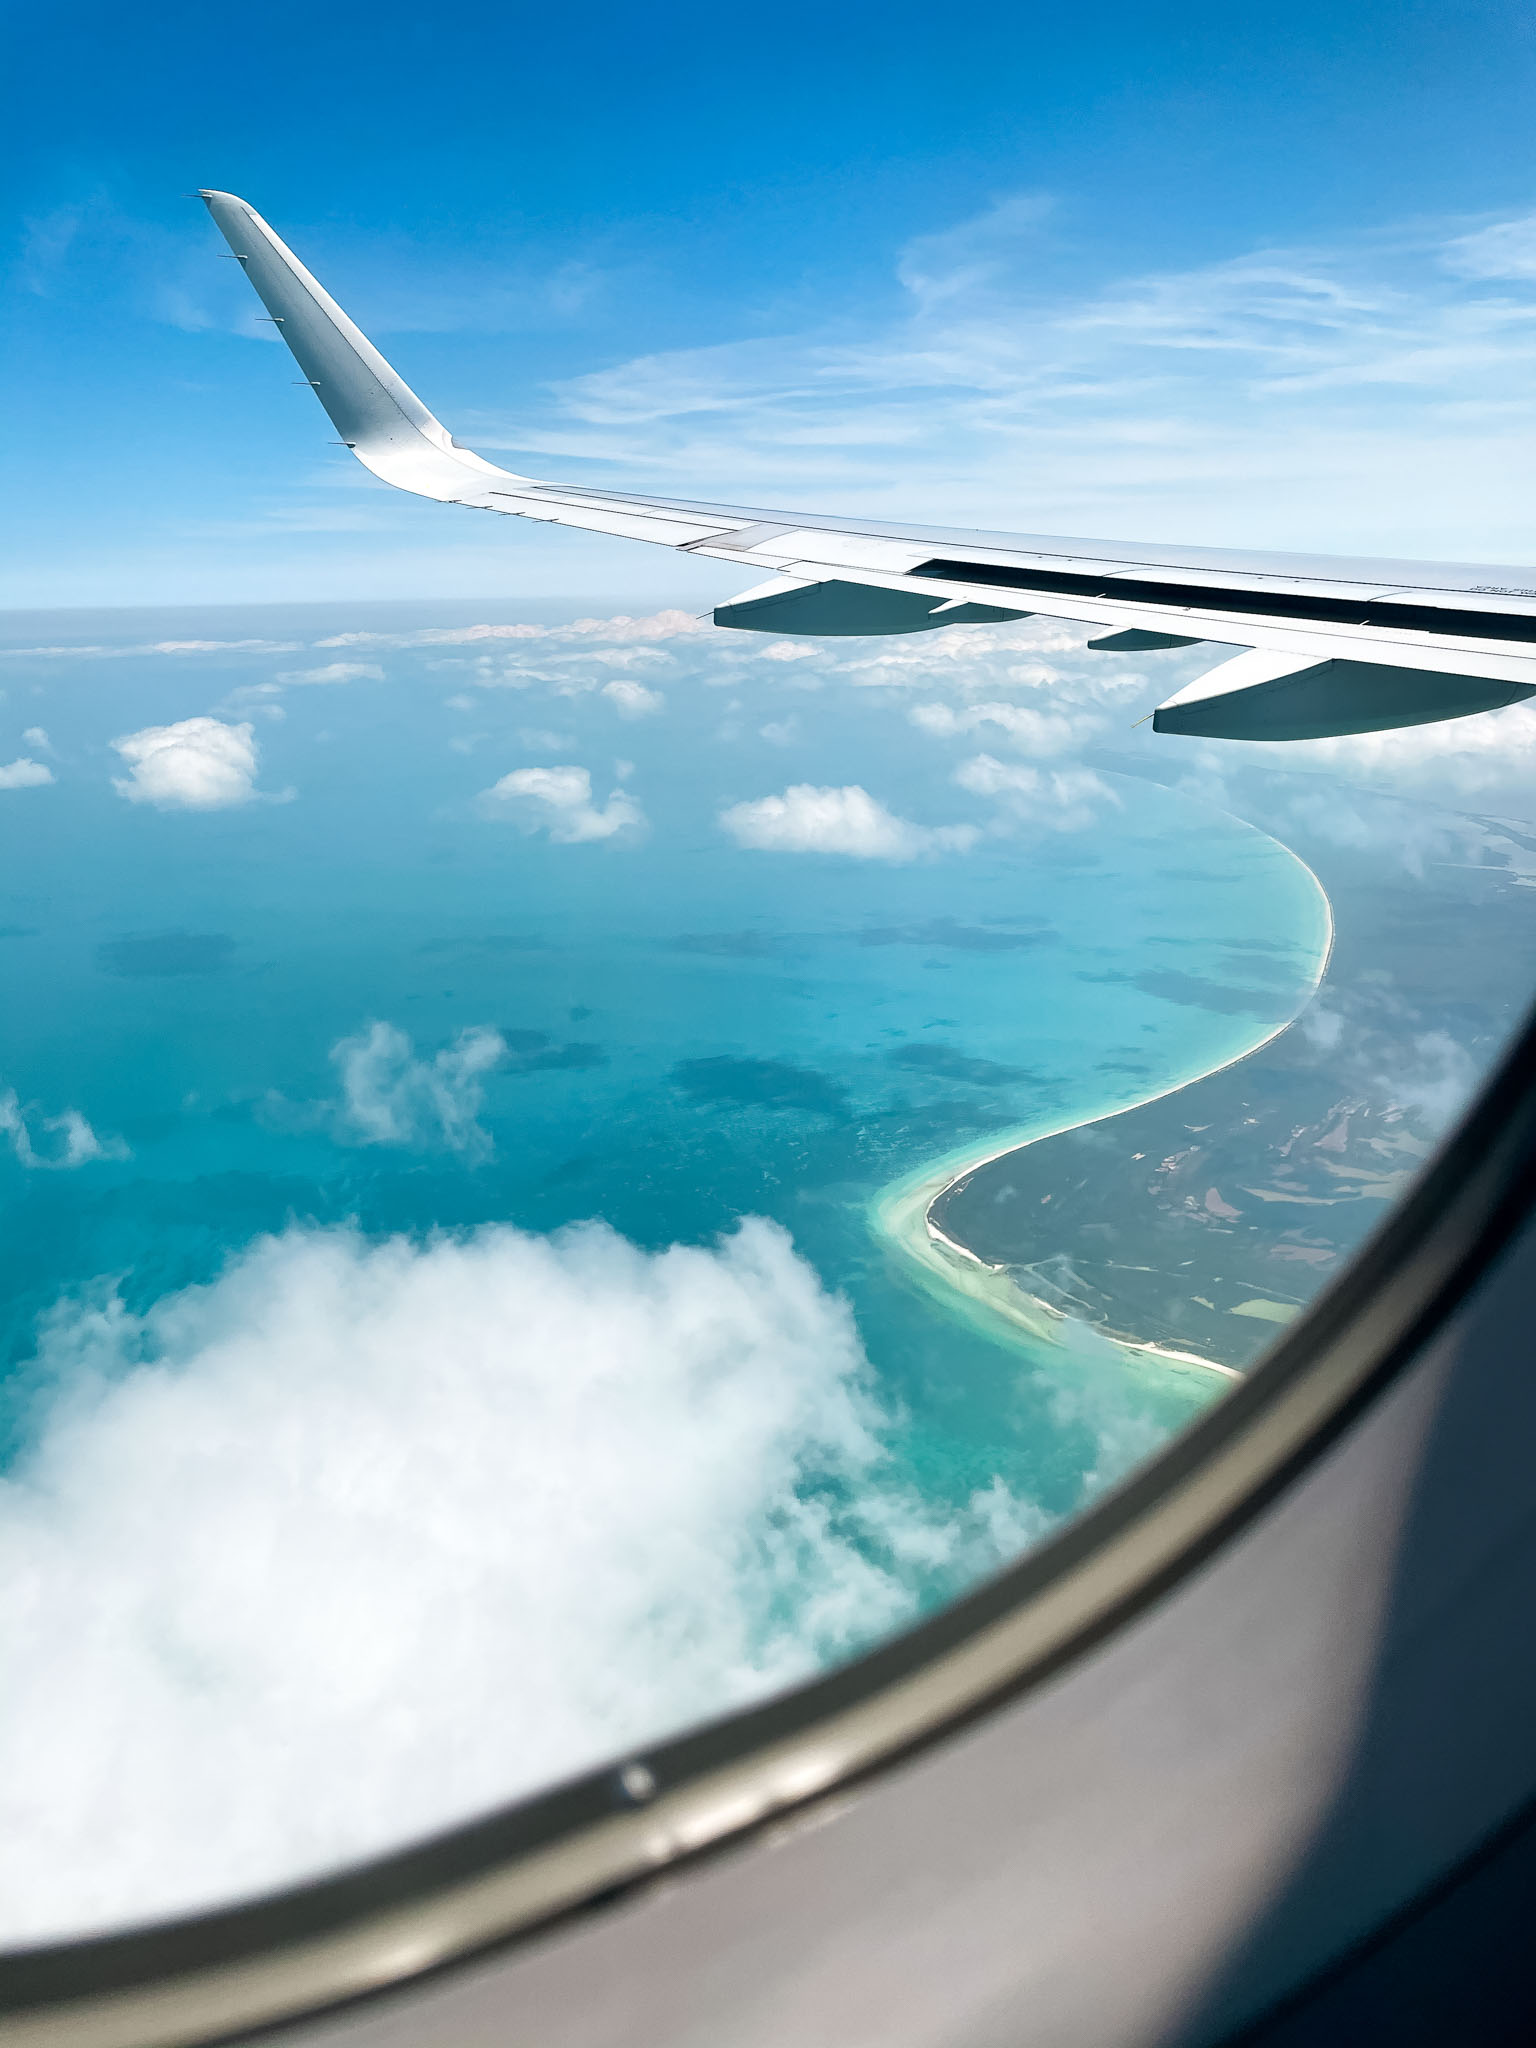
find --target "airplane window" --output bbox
[2,569,1527,1956]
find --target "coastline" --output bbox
[868,833,1336,1391]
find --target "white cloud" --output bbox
[587,646,671,670]
[0,640,301,661]
[0,1216,1035,1939]
[896,191,1055,309]
[1441,214,1536,282]
[0,1089,127,1169]
[316,610,707,652]
[463,200,1536,565]
[601,678,664,718]
[1237,698,1536,801]
[0,759,53,791]
[719,783,978,860]
[111,719,264,811]
[909,699,1102,754]
[954,753,1122,832]
[331,1023,506,1160]
[273,661,384,686]
[21,727,52,752]
[480,764,646,843]
[1380,1029,1482,1125]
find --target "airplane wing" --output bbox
[200,191,1536,742]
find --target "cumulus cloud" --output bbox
[0,1217,1035,1938]
[111,719,264,811]
[0,759,53,791]
[0,1089,127,1169]
[1238,698,1536,803]
[954,754,1122,832]
[331,1023,506,1159]
[909,699,1102,754]
[719,784,978,860]
[601,678,664,717]
[480,764,646,843]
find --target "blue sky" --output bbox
[7,0,1536,605]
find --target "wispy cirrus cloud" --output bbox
[273,661,384,686]
[0,639,303,661]
[315,610,706,652]
[461,199,1536,562]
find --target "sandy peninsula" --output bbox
[868,848,1335,1391]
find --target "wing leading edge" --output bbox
[200,190,1536,742]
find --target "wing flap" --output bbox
[714,579,1027,636]
[1153,649,1536,741]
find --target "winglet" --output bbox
[199,190,528,499]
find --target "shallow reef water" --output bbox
[0,602,1330,1934]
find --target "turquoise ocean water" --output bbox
[0,603,1331,1928]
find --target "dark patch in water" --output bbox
[1079,967,1280,1015]
[1133,968,1281,1015]
[97,933,236,977]
[116,1111,183,1144]
[859,917,1057,952]
[569,1005,593,1021]
[500,1029,608,1073]
[528,1042,606,1073]
[417,934,552,956]
[888,1043,1038,1086]
[1215,951,1299,987]
[1098,1058,1154,1075]
[668,931,793,957]
[0,926,39,939]
[541,1155,597,1187]
[671,1055,848,1117]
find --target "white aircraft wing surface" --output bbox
[202,190,1536,742]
